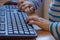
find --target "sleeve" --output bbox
[29,0,44,10]
[50,22,60,40]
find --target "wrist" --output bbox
[40,20,51,31]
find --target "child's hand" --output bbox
[26,16,51,31]
[18,0,35,13]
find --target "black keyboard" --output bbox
[0,5,37,40]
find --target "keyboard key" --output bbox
[0,16,5,23]
[15,5,18,9]
[23,28,27,30]
[23,26,26,27]
[13,26,17,29]
[6,5,9,9]
[8,27,12,30]
[12,5,16,9]
[8,31,13,34]
[0,12,5,16]
[9,5,13,9]
[0,24,5,31]
[14,30,18,34]
[13,28,18,31]
[18,26,23,31]
[30,31,35,35]
[8,29,13,32]
[19,31,24,34]
[18,26,22,29]
[8,26,12,28]
[24,30,28,32]
[8,26,13,32]
[19,29,23,31]
[0,31,5,33]
[25,31,29,34]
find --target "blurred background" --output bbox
[0,0,51,19]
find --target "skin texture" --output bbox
[18,0,35,13]
[18,0,51,31]
[26,15,50,31]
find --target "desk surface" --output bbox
[36,30,55,40]
[0,1,55,40]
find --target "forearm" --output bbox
[50,22,60,40]
[29,0,44,10]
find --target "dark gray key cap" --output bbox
[29,29,34,31]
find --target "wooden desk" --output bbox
[36,30,55,40]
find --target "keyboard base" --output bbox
[4,1,17,5]
[0,36,36,40]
